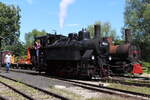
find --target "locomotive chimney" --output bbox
[94,24,101,39]
[125,29,132,43]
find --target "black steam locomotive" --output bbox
[30,25,143,78]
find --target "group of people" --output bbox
[2,40,41,73]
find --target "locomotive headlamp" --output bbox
[109,56,112,61]
[92,56,95,60]
[102,42,108,46]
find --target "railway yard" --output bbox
[0,68,149,100]
[0,1,150,100]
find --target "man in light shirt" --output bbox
[5,52,12,72]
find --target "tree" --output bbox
[87,21,117,40]
[4,41,26,56]
[0,2,21,45]
[25,29,47,47]
[0,2,25,56]
[124,0,150,61]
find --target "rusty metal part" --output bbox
[108,29,132,55]
[107,37,113,45]
[109,44,130,55]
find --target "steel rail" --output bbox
[5,68,150,99]
[100,78,150,88]
[55,77,150,100]
[0,95,8,100]
[0,74,71,100]
[112,75,150,80]
[0,80,36,100]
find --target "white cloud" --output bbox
[59,0,75,29]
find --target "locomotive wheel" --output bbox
[100,66,110,77]
[124,64,133,73]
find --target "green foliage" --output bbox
[124,0,150,62]
[87,21,117,40]
[142,62,150,73]
[0,2,25,56]
[0,2,21,42]
[114,39,124,45]
[3,41,26,56]
[25,29,47,47]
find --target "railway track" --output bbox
[9,68,150,87]
[100,78,150,88]
[0,80,35,100]
[3,68,150,100]
[0,74,71,100]
[112,75,150,80]
[52,77,150,100]
[0,95,8,100]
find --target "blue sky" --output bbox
[0,0,125,41]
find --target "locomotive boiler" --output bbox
[30,24,143,78]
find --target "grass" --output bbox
[142,62,150,74]
[124,79,150,84]
[108,83,150,95]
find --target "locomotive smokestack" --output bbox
[94,24,101,39]
[125,29,132,43]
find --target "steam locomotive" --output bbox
[30,25,143,78]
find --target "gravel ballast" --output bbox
[0,71,137,100]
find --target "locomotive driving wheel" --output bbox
[97,57,110,77]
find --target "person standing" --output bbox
[34,41,41,57]
[34,41,41,67]
[5,52,12,73]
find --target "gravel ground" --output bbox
[0,71,137,100]
[0,71,73,89]
[141,73,150,78]
[0,77,60,100]
[0,83,27,100]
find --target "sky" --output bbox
[0,0,125,42]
